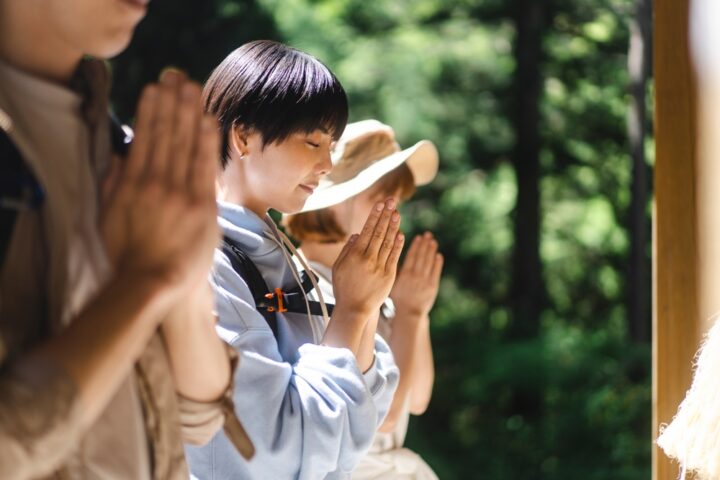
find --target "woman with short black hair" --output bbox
[186,41,401,479]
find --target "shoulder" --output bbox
[211,248,270,337]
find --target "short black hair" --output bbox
[203,40,349,168]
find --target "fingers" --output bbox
[377,210,401,266]
[365,198,398,258]
[431,252,444,284]
[408,232,434,275]
[147,70,185,181]
[420,233,439,277]
[125,85,158,179]
[170,82,203,189]
[334,234,358,268]
[355,200,385,252]
[126,69,209,197]
[191,115,220,200]
[402,235,422,272]
[101,154,122,206]
[385,232,405,274]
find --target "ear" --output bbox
[229,124,250,158]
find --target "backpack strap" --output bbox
[220,236,334,340]
[221,237,279,339]
[0,112,132,270]
[0,129,45,269]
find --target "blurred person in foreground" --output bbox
[0,0,251,478]
[285,119,442,479]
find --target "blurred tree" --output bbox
[626,0,652,343]
[509,0,550,339]
[110,0,279,121]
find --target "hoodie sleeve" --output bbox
[363,333,397,428]
[186,250,399,480]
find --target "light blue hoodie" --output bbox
[186,202,400,480]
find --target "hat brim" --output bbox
[300,140,438,212]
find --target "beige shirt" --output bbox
[0,59,234,479]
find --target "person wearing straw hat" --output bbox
[285,119,443,480]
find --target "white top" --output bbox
[307,260,439,480]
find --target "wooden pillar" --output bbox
[693,2,720,332]
[652,0,700,478]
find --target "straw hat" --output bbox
[300,119,439,212]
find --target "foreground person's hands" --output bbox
[100,70,220,298]
[20,71,223,450]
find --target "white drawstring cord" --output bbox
[264,217,329,344]
[278,229,331,340]
[287,239,331,327]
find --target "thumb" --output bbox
[334,234,358,269]
[101,154,123,207]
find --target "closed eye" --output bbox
[306,141,320,148]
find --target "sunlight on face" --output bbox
[241,129,334,215]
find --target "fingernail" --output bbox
[375,202,384,212]
[396,233,405,242]
[391,212,400,223]
[160,67,183,85]
[385,198,396,210]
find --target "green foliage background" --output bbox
[112,1,653,478]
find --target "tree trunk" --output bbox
[628,0,652,343]
[510,0,546,339]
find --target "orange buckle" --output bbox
[264,288,287,313]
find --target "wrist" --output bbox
[393,306,428,324]
[115,261,180,292]
[333,300,376,320]
[114,268,174,301]
[165,283,215,327]
[323,304,372,354]
[108,269,179,327]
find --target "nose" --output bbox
[317,149,332,175]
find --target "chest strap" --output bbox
[221,236,334,340]
[0,113,132,270]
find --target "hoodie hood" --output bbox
[218,201,279,257]
[217,201,294,300]
[216,200,326,347]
